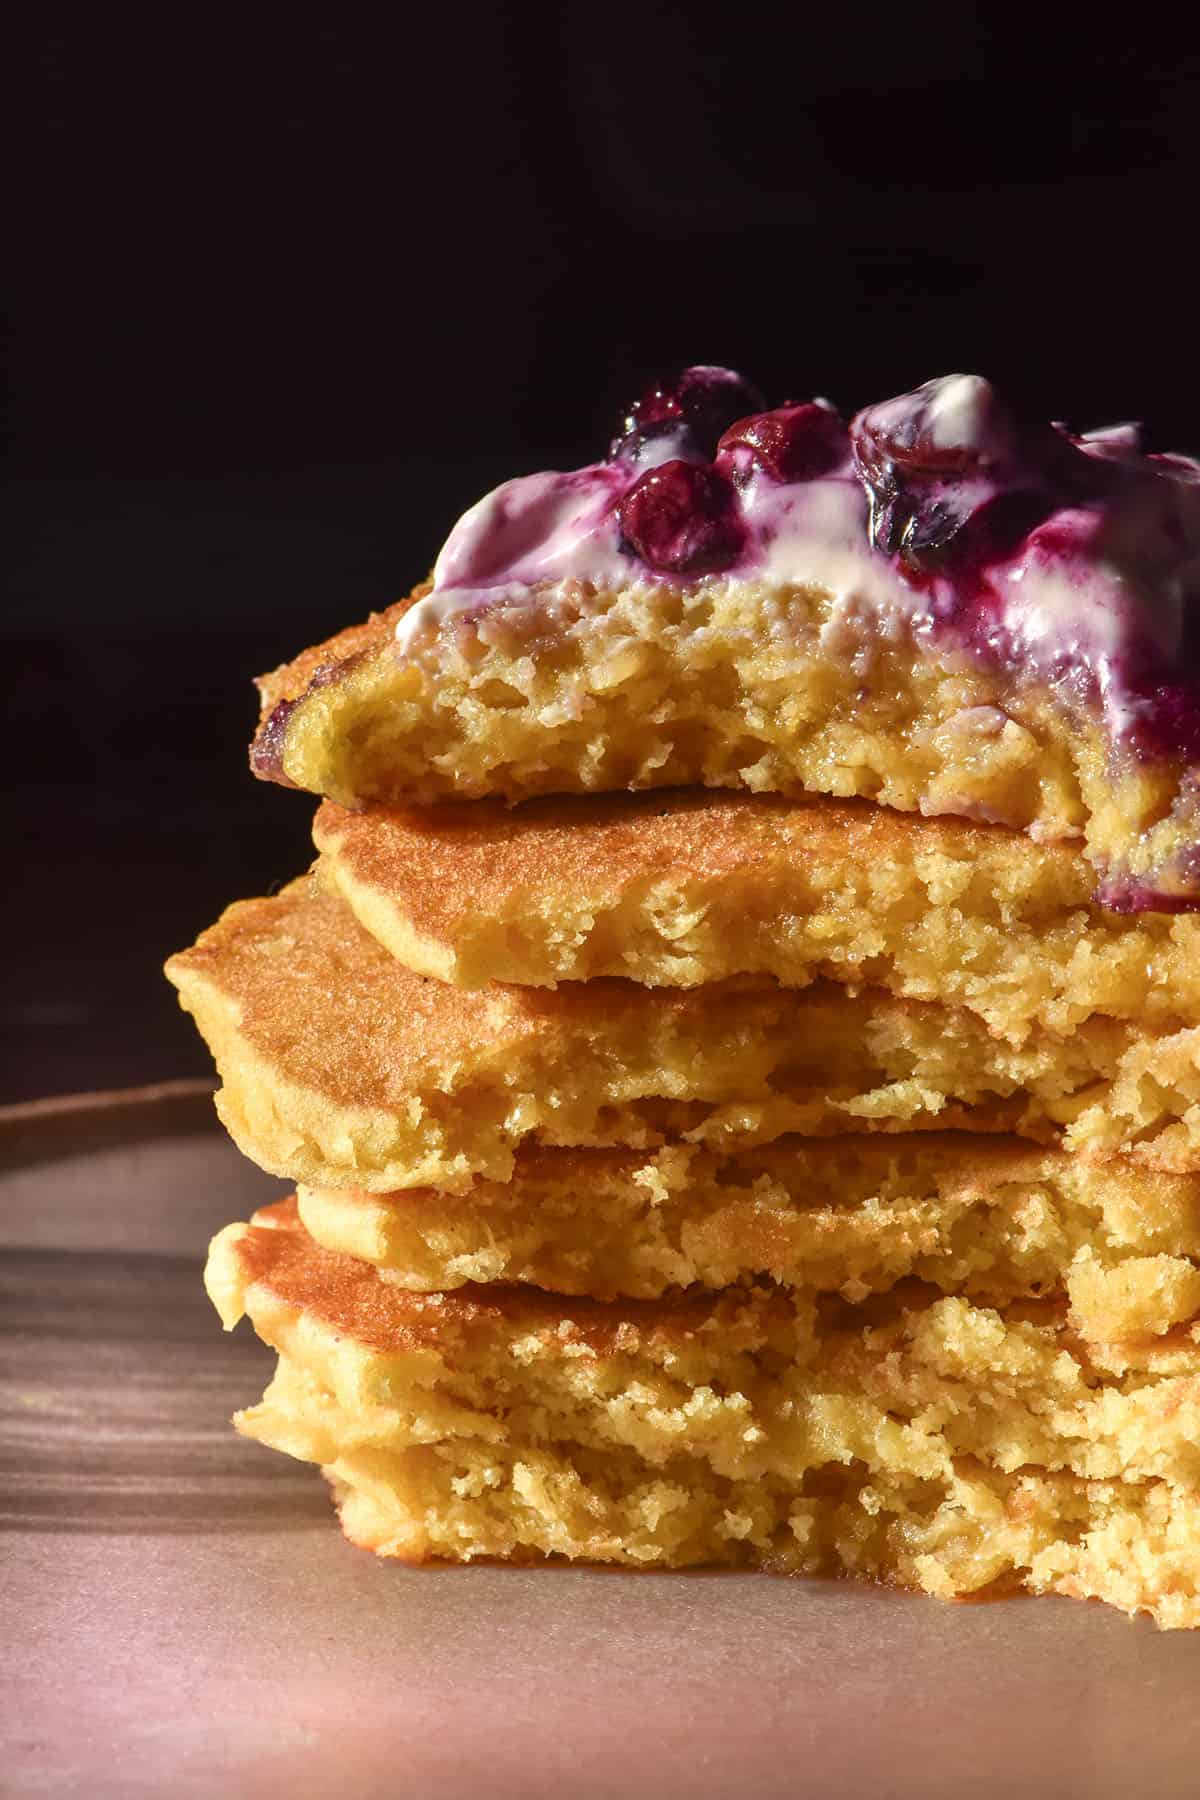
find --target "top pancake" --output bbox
[313,788,1200,1041]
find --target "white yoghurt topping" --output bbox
[394,371,1200,764]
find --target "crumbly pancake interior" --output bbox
[293,1136,1200,1310]
[206,1204,1200,1625]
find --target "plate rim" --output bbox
[0,1077,217,1170]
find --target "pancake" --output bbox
[165,883,1200,1190]
[313,789,1200,1041]
[206,1202,1200,1625]
[293,1135,1200,1308]
[248,369,1200,908]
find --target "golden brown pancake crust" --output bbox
[311,788,1200,1045]
[165,879,1200,1182]
[167,879,531,1109]
[162,879,1002,1116]
[233,1198,778,1355]
[315,786,1090,913]
[254,587,428,718]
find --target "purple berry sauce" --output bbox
[847,379,1200,768]
[249,696,298,784]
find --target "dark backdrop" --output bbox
[6,11,1199,1098]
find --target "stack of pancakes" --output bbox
[169,776,1200,1627]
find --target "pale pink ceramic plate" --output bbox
[4,1085,1200,1798]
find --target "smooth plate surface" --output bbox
[5,1085,1200,1799]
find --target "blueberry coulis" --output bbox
[846,376,1200,766]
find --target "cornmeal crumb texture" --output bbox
[252,580,1198,891]
[164,883,1200,1191]
[294,1137,1200,1310]
[206,1205,1200,1627]
[314,788,1200,1038]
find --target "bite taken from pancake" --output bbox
[252,368,1200,909]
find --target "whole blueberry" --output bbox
[850,375,1030,568]
[617,459,746,575]
[851,374,1017,481]
[609,365,766,463]
[716,402,847,484]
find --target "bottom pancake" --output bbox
[207,1202,1200,1626]
[325,1434,1200,1632]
